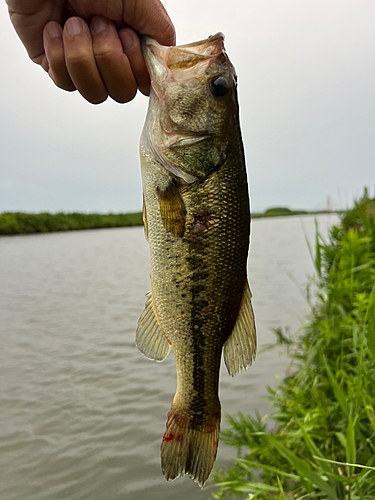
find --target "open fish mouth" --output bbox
[141,33,227,89]
[142,32,225,61]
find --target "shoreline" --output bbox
[0,209,339,236]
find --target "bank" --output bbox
[212,191,375,499]
[0,208,336,236]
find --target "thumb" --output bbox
[122,0,175,46]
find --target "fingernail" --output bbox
[46,23,62,39]
[91,16,109,34]
[120,30,135,51]
[66,17,83,36]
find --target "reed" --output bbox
[211,189,375,499]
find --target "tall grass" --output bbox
[212,191,375,500]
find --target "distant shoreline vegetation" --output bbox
[0,212,144,235]
[251,207,335,218]
[0,208,337,236]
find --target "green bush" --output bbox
[263,207,293,216]
[212,190,375,500]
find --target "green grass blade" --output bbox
[366,285,375,359]
[346,407,357,475]
[232,482,280,493]
[314,219,322,278]
[312,456,375,471]
[237,458,300,480]
[299,426,332,475]
[277,477,287,500]
[322,353,349,416]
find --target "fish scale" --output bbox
[136,33,256,487]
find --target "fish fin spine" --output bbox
[161,406,220,488]
[223,279,257,376]
[136,291,171,361]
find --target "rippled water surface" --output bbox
[0,214,338,499]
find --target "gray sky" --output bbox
[1,0,374,214]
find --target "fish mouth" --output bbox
[142,32,225,59]
[141,33,226,87]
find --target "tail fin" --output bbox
[160,407,220,488]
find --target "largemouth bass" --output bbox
[137,33,256,487]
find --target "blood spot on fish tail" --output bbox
[163,432,174,442]
[176,433,183,442]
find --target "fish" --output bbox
[136,33,256,488]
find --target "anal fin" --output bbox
[136,291,170,361]
[223,280,256,376]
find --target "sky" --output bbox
[1,0,374,214]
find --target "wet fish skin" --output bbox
[137,33,256,487]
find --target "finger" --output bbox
[123,0,176,47]
[119,28,150,96]
[43,22,76,91]
[90,16,137,103]
[63,17,108,104]
[7,0,62,64]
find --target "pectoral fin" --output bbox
[136,291,171,361]
[157,180,186,237]
[224,280,256,376]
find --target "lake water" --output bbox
[0,214,339,500]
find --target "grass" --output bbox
[0,211,143,235]
[211,189,375,500]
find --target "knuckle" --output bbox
[65,50,92,67]
[93,43,117,63]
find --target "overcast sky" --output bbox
[1,0,374,214]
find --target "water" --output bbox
[0,214,338,499]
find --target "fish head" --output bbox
[141,33,239,183]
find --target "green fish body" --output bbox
[137,33,256,487]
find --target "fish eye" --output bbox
[209,76,229,98]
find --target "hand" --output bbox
[6,0,175,104]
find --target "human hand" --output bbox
[6,0,175,104]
